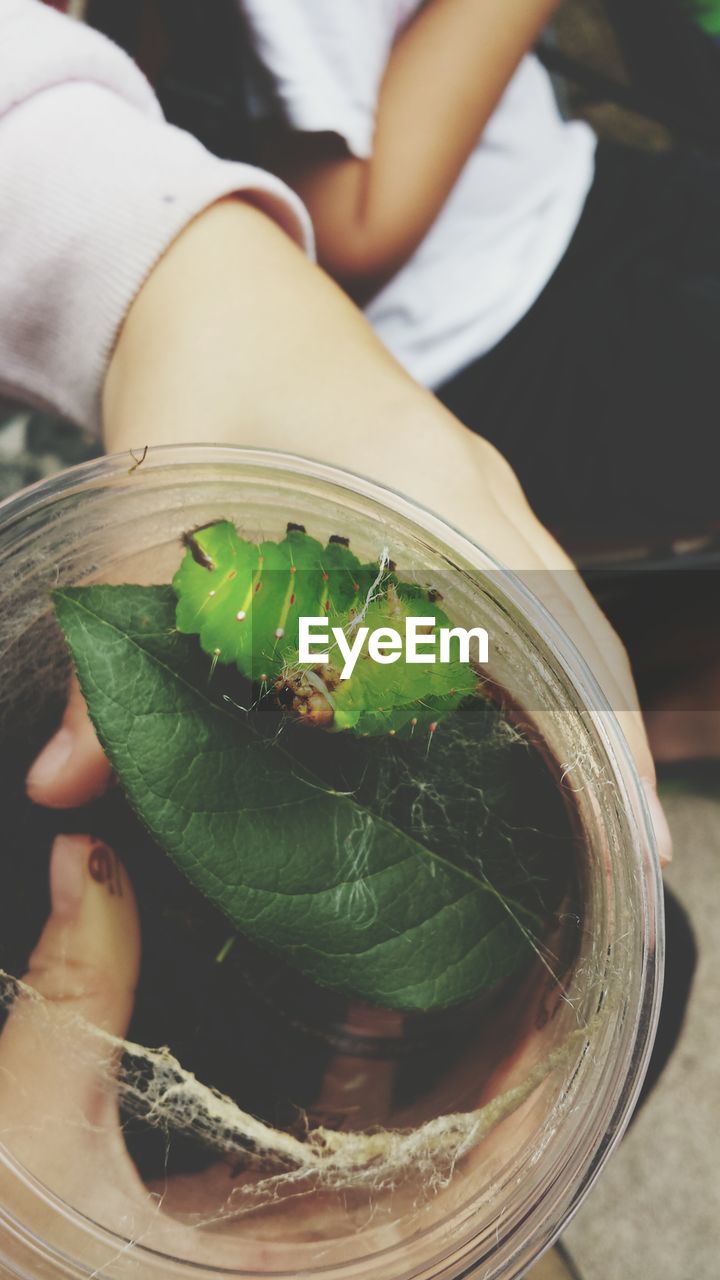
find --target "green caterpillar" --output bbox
[173,521,477,736]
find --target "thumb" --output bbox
[0,834,141,1141]
[26,674,112,809]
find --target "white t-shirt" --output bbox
[241,0,597,388]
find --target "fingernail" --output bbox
[87,841,123,896]
[26,727,74,795]
[49,834,88,921]
[642,780,673,868]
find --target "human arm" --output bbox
[26,196,670,865]
[2,8,666,860]
[254,0,562,289]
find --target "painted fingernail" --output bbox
[87,842,123,896]
[642,780,673,868]
[49,834,88,920]
[26,727,74,795]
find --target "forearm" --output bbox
[103,199,511,544]
[272,0,561,285]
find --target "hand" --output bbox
[77,198,672,864]
[0,835,342,1266]
[0,834,570,1270]
[0,835,174,1248]
[0,835,304,1266]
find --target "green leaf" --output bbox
[52,585,546,1012]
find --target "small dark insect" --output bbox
[427,588,443,603]
[328,534,350,547]
[128,444,149,474]
[286,522,306,534]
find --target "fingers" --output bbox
[472,452,672,866]
[527,554,673,868]
[26,674,112,809]
[0,834,141,1138]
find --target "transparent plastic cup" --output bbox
[0,447,663,1279]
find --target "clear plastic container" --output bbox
[0,446,663,1279]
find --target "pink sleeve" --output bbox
[0,0,314,432]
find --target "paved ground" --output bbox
[525,787,720,1280]
[529,1246,580,1279]
[560,787,720,1279]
